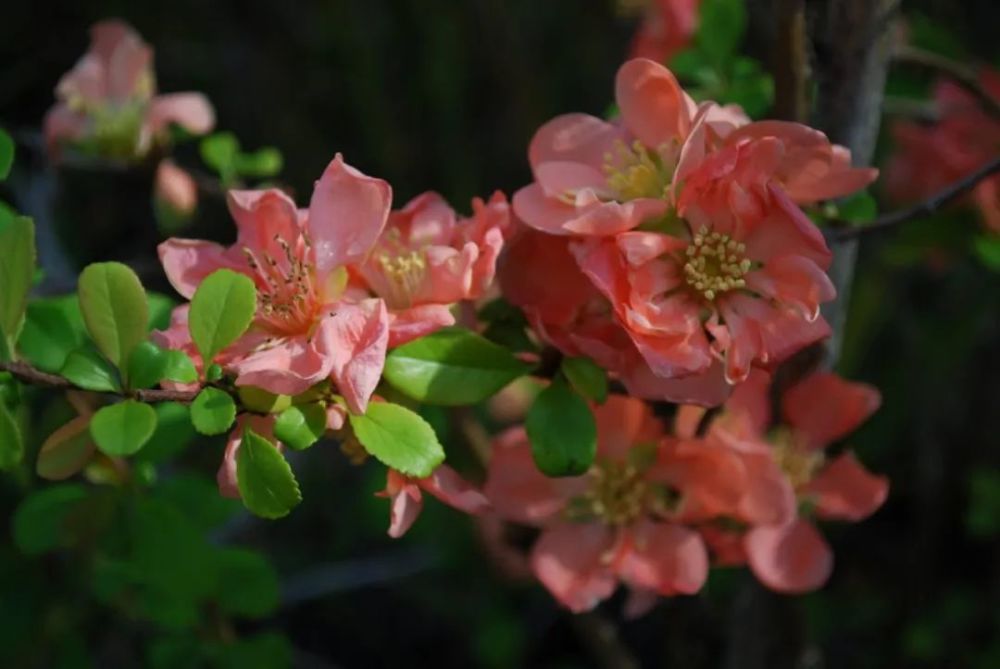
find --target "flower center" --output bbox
[243,234,320,336]
[367,228,429,309]
[602,140,671,202]
[683,226,752,301]
[580,459,649,526]
[772,429,824,489]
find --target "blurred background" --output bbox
[1,1,999,667]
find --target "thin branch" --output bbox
[894,46,1000,122]
[1,359,202,403]
[773,0,809,122]
[828,156,1000,241]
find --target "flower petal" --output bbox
[420,464,491,515]
[804,452,888,521]
[315,298,390,415]
[387,304,456,348]
[531,523,618,612]
[616,521,709,596]
[616,58,690,149]
[148,93,216,135]
[158,238,241,299]
[745,519,833,594]
[782,372,881,450]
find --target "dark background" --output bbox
[1,1,999,668]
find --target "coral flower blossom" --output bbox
[378,466,490,538]
[44,19,215,159]
[484,396,711,612]
[349,191,510,346]
[157,154,392,414]
[625,0,701,65]
[707,370,889,593]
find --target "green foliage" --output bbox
[77,262,148,377]
[60,347,121,392]
[966,469,1000,538]
[560,356,608,404]
[0,127,13,180]
[478,298,538,353]
[237,386,292,414]
[697,0,746,68]
[90,400,158,456]
[972,234,1000,271]
[526,379,596,477]
[201,131,284,185]
[127,341,198,390]
[383,327,530,406]
[188,269,256,363]
[836,191,879,226]
[12,484,89,555]
[0,216,35,357]
[190,387,237,436]
[17,296,88,372]
[349,401,445,477]
[237,428,302,518]
[0,399,22,470]
[36,416,94,481]
[135,403,198,465]
[215,548,280,617]
[273,403,327,450]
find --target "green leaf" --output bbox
[0,127,13,180]
[0,216,35,353]
[90,400,158,456]
[973,234,1000,271]
[17,296,88,372]
[383,328,530,406]
[0,399,23,470]
[77,262,149,374]
[200,132,240,183]
[349,402,445,477]
[127,341,197,390]
[561,356,608,403]
[37,415,94,480]
[215,548,280,617]
[60,347,121,392]
[189,269,256,363]
[234,147,283,178]
[147,292,178,330]
[697,0,746,67]
[236,428,301,519]
[135,403,198,464]
[12,483,89,555]
[526,380,597,477]
[837,191,878,225]
[273,403,326,450]
[190,387,236,436]
[212,633,292,669]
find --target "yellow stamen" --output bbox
[683,226,752,302]
[602,140,671,202]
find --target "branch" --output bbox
[773,0,809,122]
[1,359,202,403]
[828,156,1000,241]
[894,46,1000,122]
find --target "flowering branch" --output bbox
[894,46,1000,122]
[0,359,201,403]
[828,155,1000,241]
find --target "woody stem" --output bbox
[1,359,202,403]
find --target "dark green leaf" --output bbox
[0,216,35,353]
[215,548,280,617]
[0,399,23,470]
[526,380,596,477]
[60,347,121,392]
[190,387,236,435]
[77,262,148,372]
[384,327,530,406]
[973,234,1000,271]
[188,269,256,363]
[127,341,197,390]
[90,400,158,456]
[0,127,13,180]
[561,356,609,403]
[273,403,327,450]
[135,403,197,464]
[837,191,878,225]
[236,428,301,519]
[349,402,445,477]
[17,296,88,372]
[697,0,746,67]
[12,483,89,555]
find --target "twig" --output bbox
[894,46,1000,122]
[828,156,1000,241]
[773,0,809,122]
[1,359,201,403]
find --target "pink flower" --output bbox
[44,19,215,160]
[627,0,701,65]
[483,396,710,612]
[157,154,392,414]
[378,466,490,538]
[572,137,837,386]
[349,191,510,346]
[155,159,198,216]
[886,69,1000,232]
[711,370,888,593]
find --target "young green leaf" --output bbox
[12,483,90,555]
[273,403,327,450]
[90,400,158,456]
[0,127,13,180]
[0,216,36,353]
[349,402,445,477]
[383,328,530,406]
[561,356,609,404]
[17,296,88,372]
[234,147,283,178]
[60,348,121,392]
[0,399,23,470]
[526,380,597,477]
[127,341,197,389]
[77,262,149,373]
[236,428,301,519]
[190,387,237,436]
[697,0,747,68]
[973,234,1000,271]
[189,269,256,363]
[37,415,95,480]
[837,191,878,226]
[200,132,240,183]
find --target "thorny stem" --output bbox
[828,156,1000,241]
[1,359,202,403]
